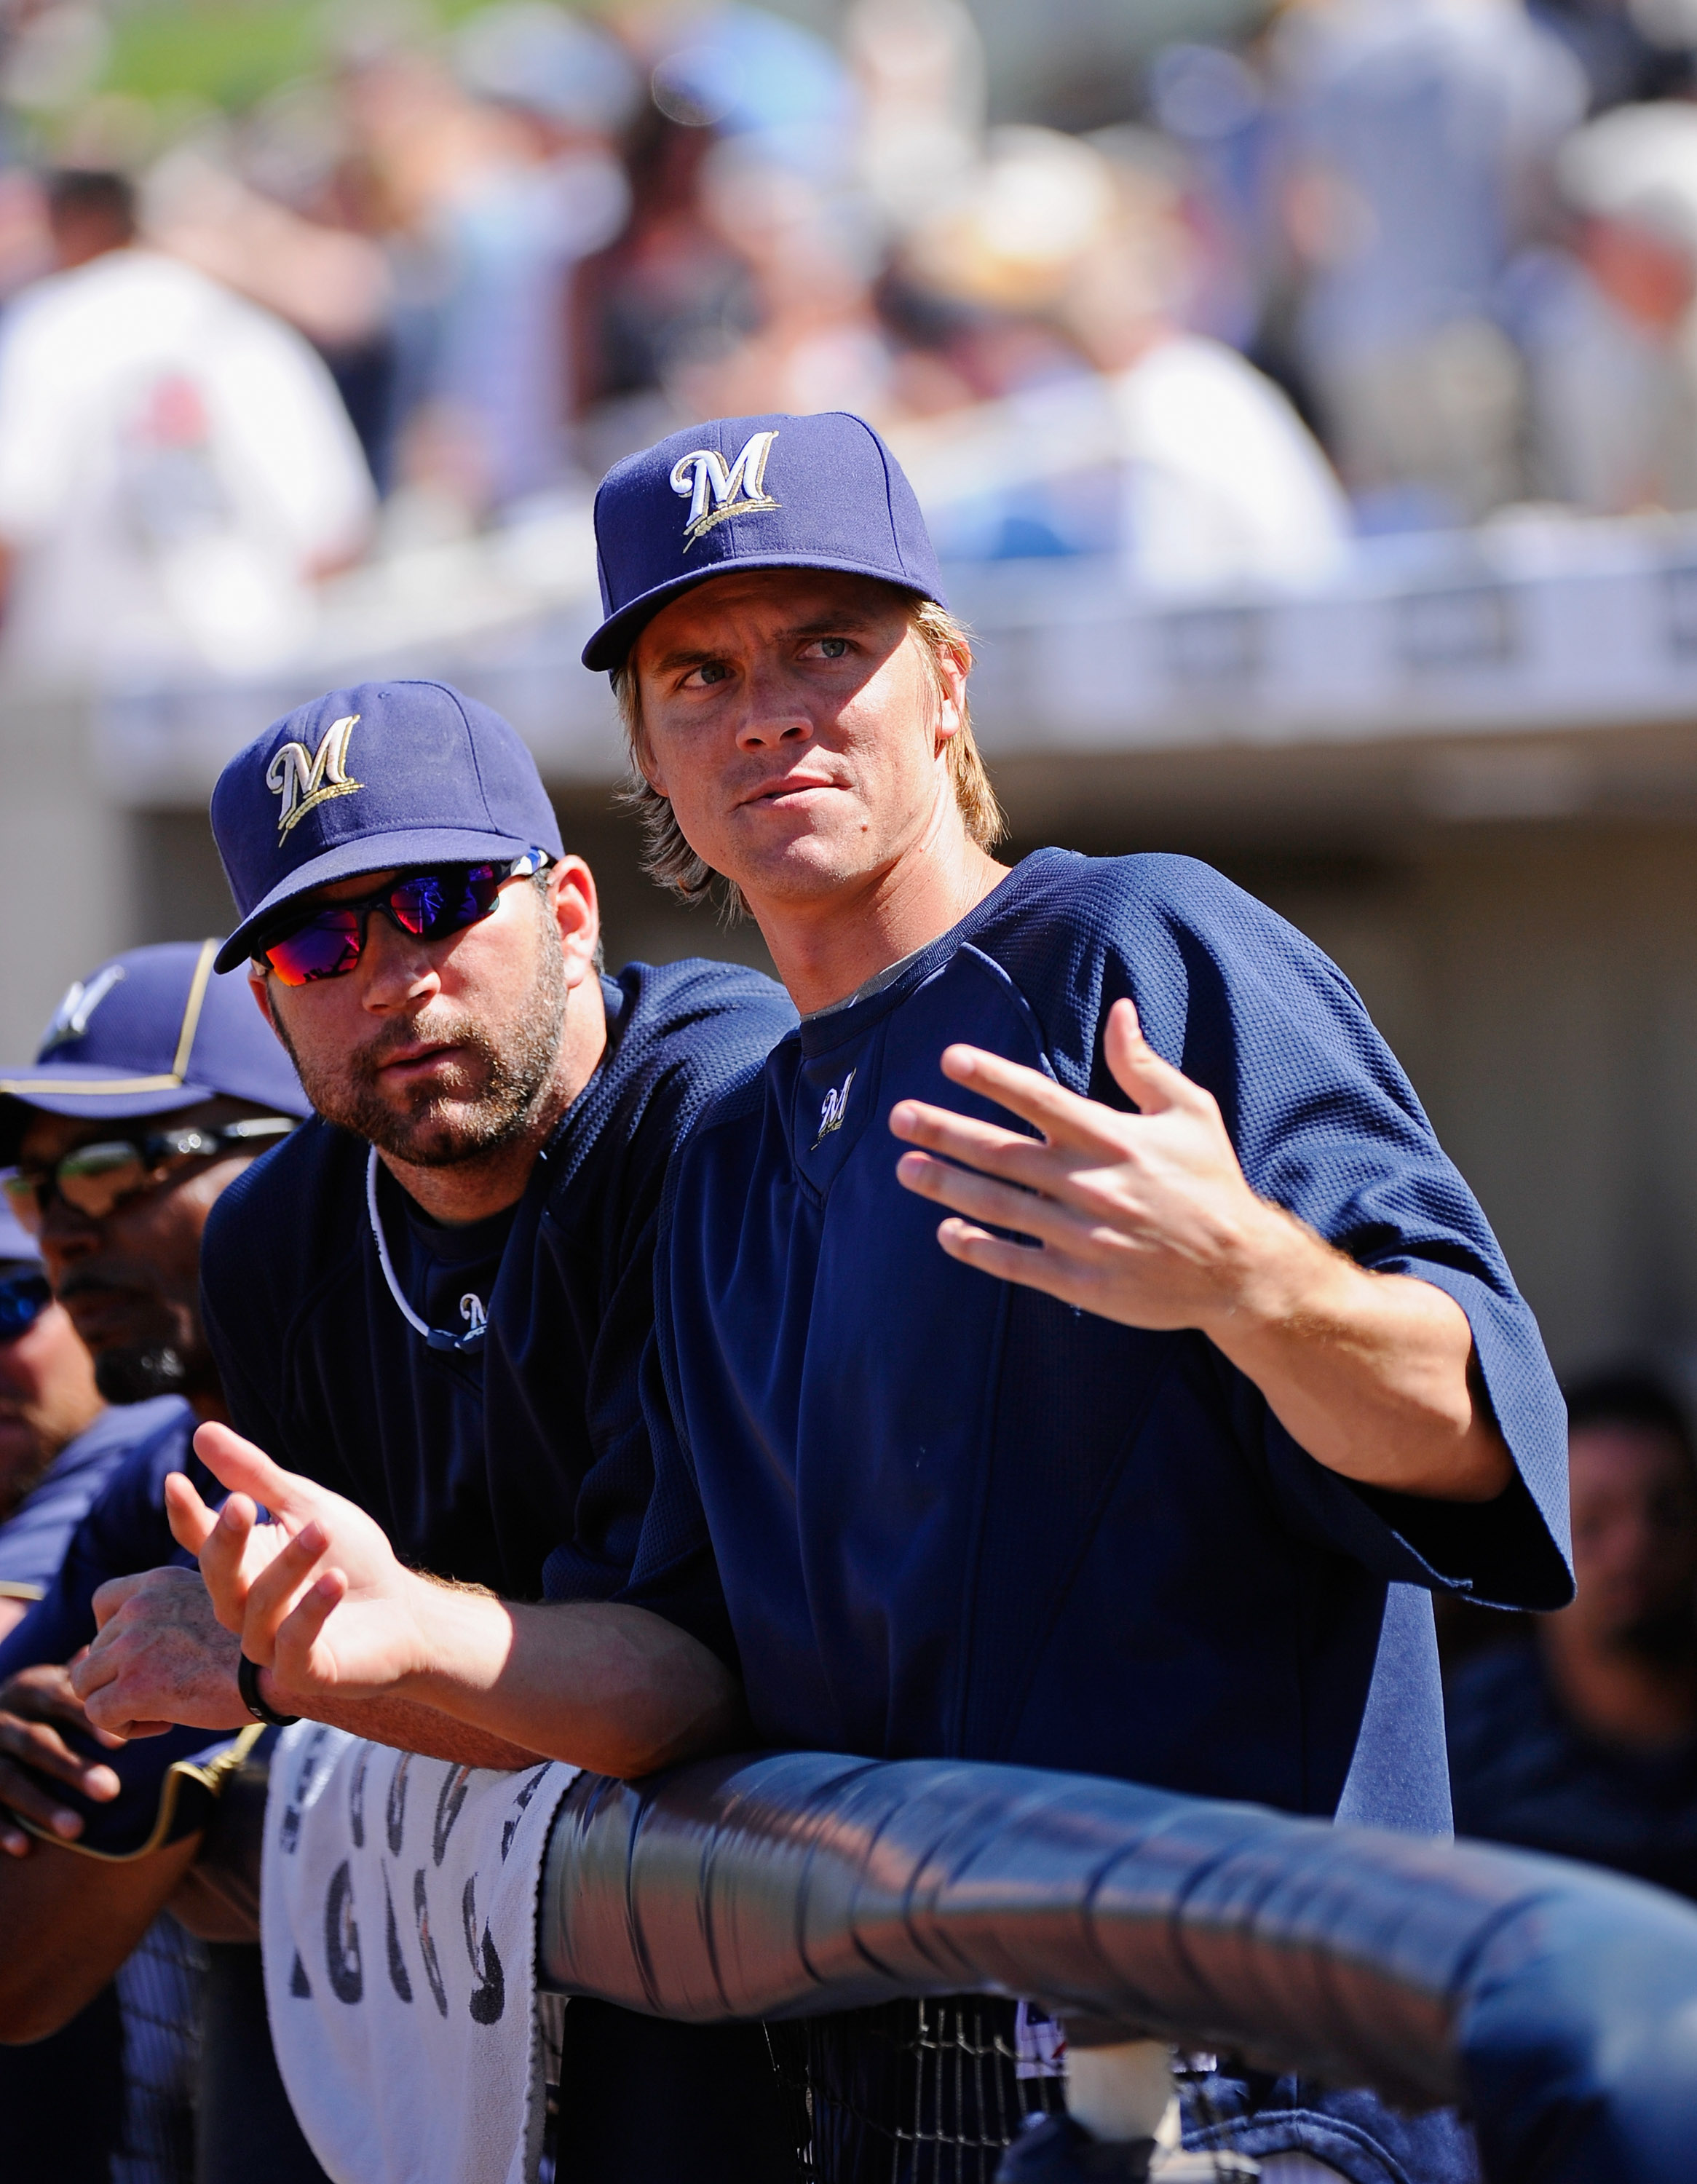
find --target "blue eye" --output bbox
[819,638,849,659]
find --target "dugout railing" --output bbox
[533,1749,1697,2184]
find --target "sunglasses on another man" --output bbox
[254,853,550,987]
[3,1117,298,1233]
[0,1270,50,1342]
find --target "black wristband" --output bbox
[237,1653,300,1729]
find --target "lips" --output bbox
[741,774,839,808]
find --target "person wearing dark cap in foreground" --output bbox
[69,682,798,2182]
[0,1189,130,1639]
[0,941,309,2179]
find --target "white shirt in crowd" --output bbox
[898,333,1351,590]
[0,247,374,681]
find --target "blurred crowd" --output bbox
[6,0,1697,671]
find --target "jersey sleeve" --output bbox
[1025,855,1573,1613]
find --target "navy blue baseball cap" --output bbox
[582,410,946,672]
[210,679,564,974]
[0,941,310,1162]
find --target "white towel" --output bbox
[261,1723,579,2184]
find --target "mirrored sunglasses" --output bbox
[257,855,548,988]
[2,1117,297,1233]
[0,1270,50,1342]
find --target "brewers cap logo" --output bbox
[669,429,780,553]
[266,713,363,842]
[39,963,126,1053]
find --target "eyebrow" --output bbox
[649,617,881,676]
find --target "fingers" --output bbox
[926,1045,1128,1145]
[0,1730,120,1850]
[271,1569,348,1695]
[895,1149,1081,1250]
[191,1423,302,1515]
[90,1570,154,1632]
[196,1494,260,1630]
[1101,998,1191,1115]
[164,1470,218,1556]
[931,1217,1080,1303]
[240,1522,332,1666]
[888,1097,1073,1189]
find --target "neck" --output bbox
[748,818,1010,1017]
[377,976,609,1223]
[1540,1613,1697,1750]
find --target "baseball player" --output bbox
[0,942,310,2180]
[138,416,1575,2181]
[72,681,799,2183]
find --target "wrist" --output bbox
[1197,1198,1337,1352]
[406,1578,509,1708]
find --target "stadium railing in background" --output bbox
[536,1750,1697,2184]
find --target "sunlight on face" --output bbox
[631,569,959,911]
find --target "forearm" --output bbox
[392,1588,744,1779]
[259,1677,543,1770]
[1207,1205,1513,1502]
[0,1831,202,2042]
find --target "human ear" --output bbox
[547,858,601,986]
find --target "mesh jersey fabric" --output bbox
[620,850,1572,1832]
[201,959,795,1602]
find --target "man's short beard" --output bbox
[95,1342,191,1405]
[274,913,571,1168]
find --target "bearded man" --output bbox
[73,679,797,2183]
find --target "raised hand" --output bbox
[0,1663,123,1856]
[178,1423,438,1704]
[72,1567,247,1740]
[890,997,1286,1334]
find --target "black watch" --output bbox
[237,1653,301,1729]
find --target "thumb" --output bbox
[192,1421,300,1514]
[1102,997,1190,1115]
[164,1470,218,1556]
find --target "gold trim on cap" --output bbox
[0,940,221,1101]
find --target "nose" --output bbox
[355,914,443,1011]
[37,1192,100,1277]
[734,659,815,755]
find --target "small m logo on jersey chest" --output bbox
[266,713,363,841]
[812,1067,856,1150]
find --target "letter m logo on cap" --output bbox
[265,713,363,842]
[669,430,780,553]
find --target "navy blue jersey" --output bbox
[201,961,795,1601]
[0,1396,189,1604]
[0,1413,248,1854]
[622,851,1572,1835]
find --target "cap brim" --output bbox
[580,552,944,672]
[215,826,545,973]
[0,1075,232,1163]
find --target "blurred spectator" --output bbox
[1448,1370,1697,1899]
[434,4,635,507]
[1535,0,1697,109]
[1275,0,1586,528]
[0,167,374,680]
[1507,100,1697,511]
[895,125,1350,586]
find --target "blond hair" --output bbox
[612,596,1004,920]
